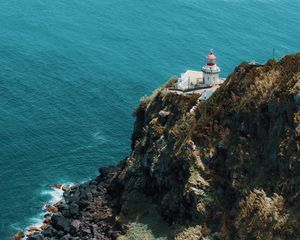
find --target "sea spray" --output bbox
[22,183,73,239]
[41,187,64,205]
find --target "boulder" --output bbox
[159,110,170,118]
[294,93,300,104]
[78,199,90,210]
[51,213,70,233]
[97,166,116,182]
[43,217,51,224]
[57,230,65,238]
[60,233,72,240]
[91,224,98,235]
[45,204,58,213]
[64,189,80,204]
[69,202,79,217]
[62,185,70,192]
[27,232,44,240]
[14,231,25,240]
[58,203,70,217]
[110,230,122,240]
[81,227,92,236]
[42,225,57,237]
[70,220,81,235]
[52,184,63,189]
[89,180,98,186]
[86,192,93,201]
[28,226,41,232]
[44,213,51,218]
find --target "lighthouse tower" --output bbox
[202,50,221,85]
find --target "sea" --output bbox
[0,0,299,238]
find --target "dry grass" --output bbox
[235,189,297,240]
[175,225,210,240]
[238,69,281,110]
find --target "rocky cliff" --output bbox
[24,53,300,240]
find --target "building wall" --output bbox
[178,77,203,90]
[204,72,219,85]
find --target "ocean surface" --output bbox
[0,0,299,238]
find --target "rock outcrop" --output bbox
[26,53,300,239]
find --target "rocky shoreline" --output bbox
[16,166,125,240]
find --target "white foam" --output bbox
[23,182,74,238]
[41,187,64,205]
[92,131,107,142]
[24,214,46,239]
[27,215,44,228]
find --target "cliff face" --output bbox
[115,54,300,239]
[28,54,300,240]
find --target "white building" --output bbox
[177,70,204,90]
[178,50,224,91]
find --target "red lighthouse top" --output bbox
[206,50,217,66]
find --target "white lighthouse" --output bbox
[202,50,222,85]
[176,50,225,95]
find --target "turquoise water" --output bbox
[0,0,299,238]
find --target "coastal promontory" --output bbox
[24,53,300,240]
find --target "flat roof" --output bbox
[182,70,203,79]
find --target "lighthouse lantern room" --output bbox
[202,50,221,85]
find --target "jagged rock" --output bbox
[109,230,122,240]
[60,233,72,240]
[159,110,170,118]
[51,213,70,233]
[43,217,51,224]
[52,183,63,189]
[45,204,58,213]
[294,93,300,104]
[86,192,93,201]
[58,203,70,217]
[69,202,79,217]
[64,189,80,204]
[42,225,57,237]
[14,231,25,240]
[89,180,98,186]
[81,227,91,236]
[90,188,99,196]
[57,230,65,237]
[27,232,44,240]
[91,224,100,236]
[78,199,90,210]
[70,220,81,235]
[44,213,51,218]
[28,226,41,233]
